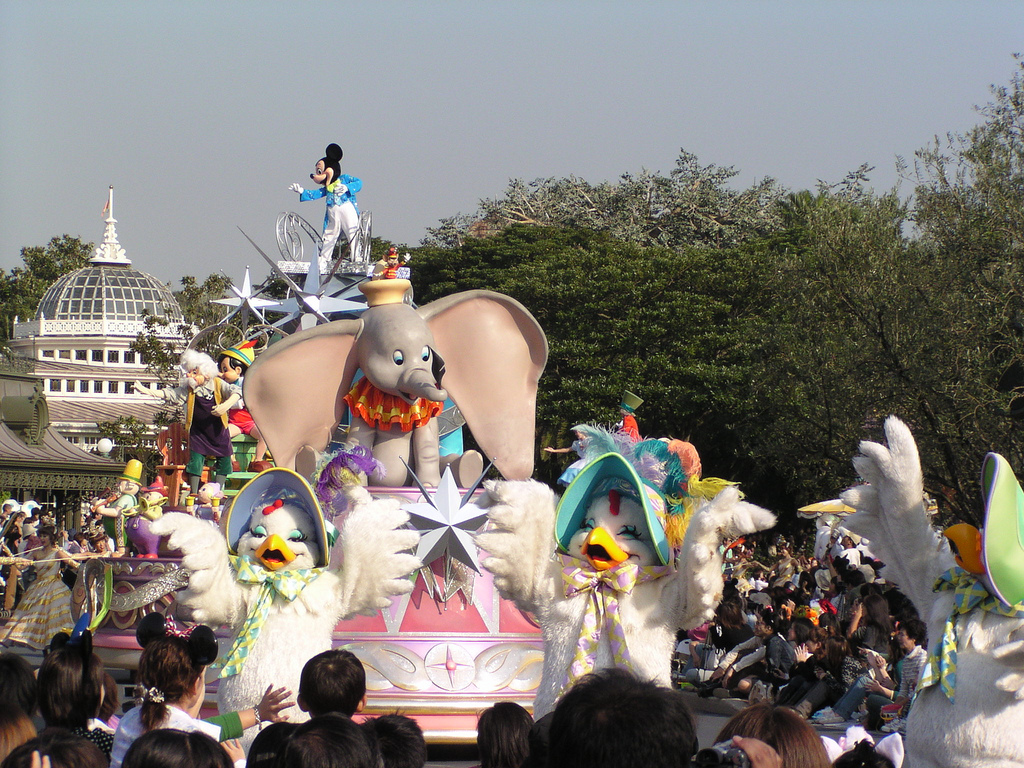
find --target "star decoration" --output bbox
[420,554,476,603]
[404,467,489,572]
[213,266,277,325]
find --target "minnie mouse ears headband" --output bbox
[136,612,219,667]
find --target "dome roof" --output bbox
[36,263,184,325]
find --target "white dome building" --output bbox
[8,187,185,449]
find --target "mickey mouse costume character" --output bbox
[289,143,362,271]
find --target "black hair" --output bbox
[899,616,928,645]
[476,702,532,768]
[272,713,377,768]
[247,723,298,768]
[832,739,895,768]
[299,649,366,717]
[788,617,815,646]
[360,714,427,768]
[548,669,697,768]
[36,644,105,728]
[0,653,37,716]
[216,353,248,375]
[121,728,232,768]
[2,730,107,768]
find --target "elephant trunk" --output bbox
[396,368,447,404]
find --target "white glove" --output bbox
[134,380,158,397]
[288,183,304,194]
[335,184,348,195]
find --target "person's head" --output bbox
[99,673,119,722]
[0,654,37,717]
[716,703,830,768]
[476,702,533,768]
[361,714,427,768]
[895,617,926,652]
[548,669,697,768]
[247,723,298,768]
[754,607,782,638]
[0,704,35,762]
[832,739,896,768]
[37,525,57,548]
[819,636,853,674]
[121,728,232,768]
[860,593,894,633]
[787,617,815,646]
[72,532,87,546]
[273,713,377,768]
[1,730,107,768]
[37,643,106,728]
[135,613,218,732]
[715,598,746,630]
[298,649,366,718]
[217,354,248,384]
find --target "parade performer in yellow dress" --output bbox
[0,525,85,649]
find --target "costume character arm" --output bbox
[331,487,421,617]
[149,512,245,626]
[299,188,326,202]
[476,479,561,614]
[673,487,775,629]
[840,416,951,615]
[340,175,362,195]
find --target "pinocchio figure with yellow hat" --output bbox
[218,339,268,466]
[95,459,144,556]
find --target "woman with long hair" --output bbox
[37,637,114,757]
[0,526,86,649]
[476,702,533,768]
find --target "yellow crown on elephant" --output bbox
[359,278,411,307]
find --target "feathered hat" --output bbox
[553,426,737,565]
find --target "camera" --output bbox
[692,741,751,768]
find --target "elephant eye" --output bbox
[421,346,430,362]
[393,350,404,365]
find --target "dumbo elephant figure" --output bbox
[244,279,548,487]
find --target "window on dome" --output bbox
[66,379,76,391]
[76,350,87,361]
[108,350,119,363]
[92,350,103,362]
[126,382,136,395]
[79,381,89,393]
[108,381,119,393]
[58,350,70,359]
[93,381,103,393]
[124,351,136,364]
[41,350,53,358]
[48,379,59,392]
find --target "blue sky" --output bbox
[1,1,1020,285]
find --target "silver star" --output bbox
[404,467,488,572]
[213,266,277,325]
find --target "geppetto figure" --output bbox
[841,417,1024,767]
[95,459,144,556]
[476,428,774,716]
[149,467,421,745]
[289,143,362,271]
[217,340,268,466]
[136,350,239,495]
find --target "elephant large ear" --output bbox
[244,321,362,470]
[422,291,547,480]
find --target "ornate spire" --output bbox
[90,185,130,264]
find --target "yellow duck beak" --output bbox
[255,533,297,571]
[943,523,985,575]
[582,527,630,571]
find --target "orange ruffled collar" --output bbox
[344,378,443,432]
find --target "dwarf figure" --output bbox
[95,459,144,556]
[126,478,168,558]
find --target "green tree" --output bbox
[0,235,92,341]
[425,150,783,251]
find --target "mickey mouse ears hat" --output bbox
[980,452,1024,606]
[223,468,332,568]
[555,452,671,566]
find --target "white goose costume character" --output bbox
[151,468,420,742]
[842,417,1024,767]
[477,431,774,716]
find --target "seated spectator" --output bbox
[716,703,830,768]
[706,608,796,699]
[121,728,238,768]
[1,730,107,768]
[0,654,37,719]
[273,713,378,768]
[547,668,697,768]
[475,702,532,768]
[299,649,367,718]
[361,714,427,768]
[686,598,754,683]
[846,593,894,660]
[788,636,861,719]
[37,635,114,757]
[0,705,35,763]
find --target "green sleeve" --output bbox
[204,710,244,741]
